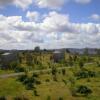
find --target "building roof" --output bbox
[1,53,11,56]
[53,50,61,54]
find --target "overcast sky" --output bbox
[0,0,100,49]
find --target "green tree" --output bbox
[62,69,66,75]
[52,67,57,81]
[79,61,84,68]
[76,85,92,96]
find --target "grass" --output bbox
[0,66,100,100]
[0,69,14,75]
[0,78,26,96]
[0,54,100,100]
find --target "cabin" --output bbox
[0,52,18,69]
[52,50,65,63]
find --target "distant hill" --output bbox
[0,48,100,55]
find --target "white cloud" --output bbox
[90,14,100,21]
[0,0,32,9]
[41,11,69,33]
[34,0,65,9]
[0,0,92,9]
[34,0,91,9]
[0,11,100,49]
[26,11,40,21]
[75,0,91,4]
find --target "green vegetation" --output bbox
[0,50,100,100]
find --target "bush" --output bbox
[47,96,51,100]
[88,71,96,77]
[18,75,27,82]
[32,73,39,78]
[75,85,92,96]
[51,67,57,75]
[14,96,29,100]
[58,97,63,100]
[62,69,66,75]
[62,79,67,85]
[76,70,96,79]
[79,61,84,68]
[45,79,50,82]
[0,96,6,100]
[35,80,41,85]
[26,82,34,90]
[15,67,25,72]
[96,62,100,67]
[34,90,39,96]
[18,73,40,90]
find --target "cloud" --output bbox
[0,0,32,9]
[34,0,65,9]
[41,11,69,32]
[26,11,40,21]
[75,0,91,4]
[90,14,100,21]
[0,11,100,49]
[34,0,91,9]
[0,0,92,10]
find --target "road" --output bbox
[0,67,71,79]
[0,62,95,79]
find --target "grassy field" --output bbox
[0,52,100,100]
[0,70,14,75]
[0,64,100,100]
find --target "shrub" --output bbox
[26,82,34,90]
[75,70,96,79]
[47,96,51,100]
[0,96,6,100]
[45,79,50,82]
[79,61,84,68]
[15,67,25,72]
[34,90,39,96]
[58,97,63,100]
[96,62,100,67]
[35,80,41,85]
[51,67,57,75]
[62,69,66,75]
[14,96,29,100]
[18,75,27,82]
[88,71,96,77]
[75,85,92,96]
[62,79,67,85]
[32,73,39,78]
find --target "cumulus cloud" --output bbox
[0,11,100,49]
[34,0,91,9]
[34,0,65,9]
[75,0,91,4]
[90,14,100,21]
[0,0,92,9]
[0,0,32,9]
[26,11,40,21]
[41,11,69,32]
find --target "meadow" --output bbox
[0,51,100,100]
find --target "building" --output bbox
[52,50,65,63]
[0,52,18,69]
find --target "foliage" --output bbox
[62,69,66,75]
[33,90,39,96]
[75,85,92,96]
[47,96,51,100]
[14,96,29,100]
[0,96,6,100]
[58,97,63,100]
[78,61,84,68]
[75,70,96,79]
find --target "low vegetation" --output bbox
[0,49,100,100]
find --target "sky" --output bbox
[0,0,100,50]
